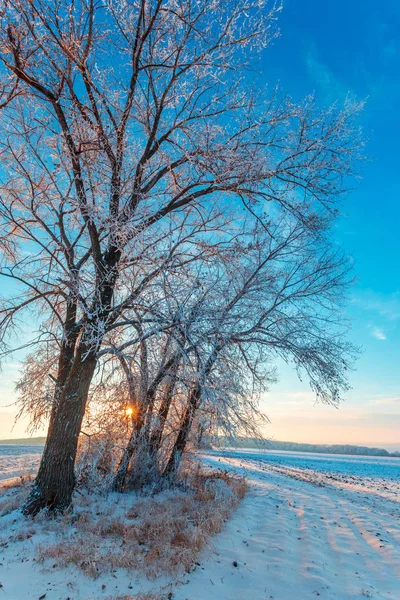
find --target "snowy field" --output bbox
[212,449,400,480]
[209,449,400,503]
[0,444,43,482]
[0,448,399,599]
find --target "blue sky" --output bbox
[0,0,399,447]
[256,0,400,449]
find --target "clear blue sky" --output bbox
[0,0,399,448]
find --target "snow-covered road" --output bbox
[173,455,400,600]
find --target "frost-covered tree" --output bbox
[0,0,362,513]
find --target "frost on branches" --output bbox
[0,0,363,514]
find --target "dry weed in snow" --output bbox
[36,470,247,579]
[0,475,33,516]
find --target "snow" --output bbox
[209,449,400,504]
[0,447,42,483]
[174,455,400,599]
[0,451,399,599]
[213,448,400,480]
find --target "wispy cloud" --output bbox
[369,396,400,407]
[371,327,386,341]
[352,290,400,321]
[305,43,351,104]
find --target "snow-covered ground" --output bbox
[209,449,400,504]
[0,450,399,599]
[177,454,400,600]
[0,445,42,482]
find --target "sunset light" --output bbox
[0,1,398,597]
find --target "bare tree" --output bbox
[100,217,357,478]
[160,219,357,473]
[0,0,362,513]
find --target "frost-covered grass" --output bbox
[0,467,247,583]
[0,474,34,516]
[38,470,246,578]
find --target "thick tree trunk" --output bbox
[24,245,121,514]
[23,351,97,515]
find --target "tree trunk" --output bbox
[24,246,121,514]
[164,346,220,476]
[164,383,200,476]
[112,426,139,492]
[112,352,180,491]
[148,372,177,455]
[23,351,97,515]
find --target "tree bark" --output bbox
[164,383,199,476]
[111,386,154,492]
[24,250,122,514]
[148,370,178,455]
[112,425,140,493]
[23,349,97,515]
[112,351,181,491]
[164,346,220,476]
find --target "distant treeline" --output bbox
[0,437,46,446]
[2,436,399,458]
[215,438,400,458]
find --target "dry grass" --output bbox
[38,469,247,579]
[39,537,102,578]
[76,514,127,537]
[0,475,33,516]
[0,474,34,493]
